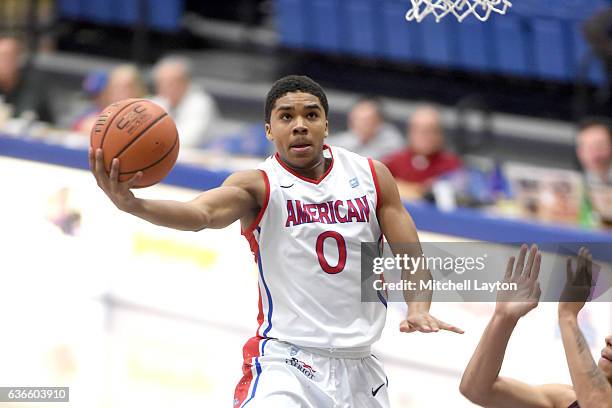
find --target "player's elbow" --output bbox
[459,379,489,406]
[188,204,211,232]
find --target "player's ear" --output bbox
[324,120,329,138]
[265,122,274,141]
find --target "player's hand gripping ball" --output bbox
[90,98,179,188]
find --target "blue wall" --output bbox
[275,0,610,83]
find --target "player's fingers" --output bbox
[110,158,119,185]
[566,258,573,284]
[523,244,538,280]
[95,148,107,175]
[126,172,143,189]
[513,244,528,280]
[529,252,541,283]
[576,247,587,285]
[399,321,416,333]
[94,148,102,174]
[410,318,433,332]
[88,147,95,172]
[427,317,440,332]
[586,252,593,287]
[530,282,542,301]
[437,319,465,334]
[504,256,515,281]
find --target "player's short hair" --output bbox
[577,116,612,142]
[265,75,329,124]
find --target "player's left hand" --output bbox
[400,312,464,334]
[558,247,594,318]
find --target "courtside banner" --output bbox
[361,242,612,302]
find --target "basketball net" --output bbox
[405,0,512,22]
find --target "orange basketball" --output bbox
[90,98,179,188]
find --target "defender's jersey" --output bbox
[242,145,387,349]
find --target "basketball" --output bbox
[90,98,179,188]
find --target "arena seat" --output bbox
[277,0,306,48]
[57,0,184,32]
[491,15,530,76]
[532,19,570,80]
[455,19,494,72]
[381,0,423,63]
[272,0,610,84]
[420,19,454,67]
[57,0,82,19]
[343,0,380,57]
[311,0,342,53]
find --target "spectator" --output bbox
[330,97,403,159]
[151,56,219,148]
[70,69,109,134]
[106,64,147,103]
[583,7,612,105]
[383,105,462,199]
[576,117,612,186]
[0,35,53,122]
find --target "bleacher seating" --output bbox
[275,0,611,83]
[57,0,184,32]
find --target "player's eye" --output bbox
[307,112,319,119]
[279,113,292,120]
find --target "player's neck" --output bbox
[281,154,330,181]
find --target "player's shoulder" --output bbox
[223,169,268,197]
[535,384,576,408]
[367,158,393,184]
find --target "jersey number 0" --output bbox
[315,231,347,274]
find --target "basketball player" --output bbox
[89,75,463,407]
[460,245,612,408]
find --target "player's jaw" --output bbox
[598,334,612,381]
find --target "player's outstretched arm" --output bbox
[89,148,263,231]
[459,245,569,408]
[372,160,463,334]
[558,248,612,408]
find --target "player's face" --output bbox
[598,334,612,382]
[266,92,328,168]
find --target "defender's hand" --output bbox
[494,244,542,321]
[89,148,142,213]
[558,247,593,318]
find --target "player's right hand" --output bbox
[494,244,542,320]
[89,147,143,213]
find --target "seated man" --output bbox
[382,105,461,199]
[330,97,403,159]
[460,245,612,408]
[151,56,219,148]
[0,35,53,122]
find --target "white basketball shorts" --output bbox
[233,337,390,408]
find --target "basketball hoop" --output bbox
[405,0,512,22]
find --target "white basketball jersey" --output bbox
[242,145,387,350]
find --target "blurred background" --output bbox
[0,0,611,407]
